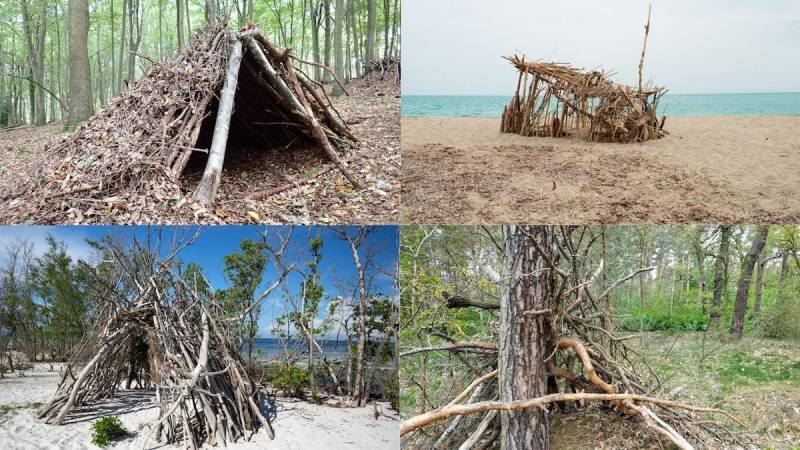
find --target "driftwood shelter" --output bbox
[501,7,666,143]
[1,22,361,222]
[38,238,280,448]
[500,57,667,143]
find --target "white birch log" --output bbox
[195,33,244,204]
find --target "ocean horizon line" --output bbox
[402,91,800,97]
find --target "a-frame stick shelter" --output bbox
[0,22,361,223]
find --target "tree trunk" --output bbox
[311,0,322,81]
[332,0,345,95]
[753,257,766,316]
[730,226,769,339]
[205,0,215,24]
[322,0,332,82]
[67,0,93,128]
[176,0,185,49]
[365,0,376,61]
[117,0,127,90]
[498,225,555,450]
[709,226,731,325]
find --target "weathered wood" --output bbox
[195,33,244,204]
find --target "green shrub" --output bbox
[619,301,708,333]
[384,376,399,411]
[91,416,126,447]
[265,364,309,397]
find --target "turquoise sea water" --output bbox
[402,93,800,118]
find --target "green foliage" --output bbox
[265,364,310,397]
[620,297,708,333]
[384,375,399,411]
[219,239,268,357]
[90,416,126,447]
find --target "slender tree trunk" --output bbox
[754,257,767,316]
[382,0,389,58]
[499,225,555,450]
[311,0,322,81]
[34,5,47,125]
[322,0,332,82]
[110,0,116,92]
[710,226,731,325]
[365,0,376,61]
[332,0,345,95]
[117,0,127,90]
[67,0,92,127]
[158,0,164,59]
[730,226,769,339]
[348,0,361,77]
[177,0,185,49]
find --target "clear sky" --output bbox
[0,225,399,339]
[402,0,800,95]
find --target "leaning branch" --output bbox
[401,341,497,357]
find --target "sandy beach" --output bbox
[0,363,399,449]
[401,116,800,223]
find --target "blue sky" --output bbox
[0,225,398,338]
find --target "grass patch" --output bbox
[717,351,800,386]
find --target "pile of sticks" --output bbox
[361,56,401,82]
[0,21,359,224]
[501,6,666,143]
[38,234,281,448]
[401,226,745,450]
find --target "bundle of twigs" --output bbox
[361,56,401,82]
[38,233,287,448]
[401,226,745,450]
[1,21,359,224]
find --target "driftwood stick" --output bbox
[281,52,363,188]
[400,392,741,437]
[195,33,244,204]
[638,4,652,106]
[245,166,334,200]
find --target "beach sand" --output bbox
[0,363,399,449]
[401,116,800,223]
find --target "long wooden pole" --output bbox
[195,32,244,204]
[638,4,652,107]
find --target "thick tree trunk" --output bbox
[498,225,555,450]
[730,226,769,339]
[195,35,243,204]
[710,226,731,324]
[67,0,93,128]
